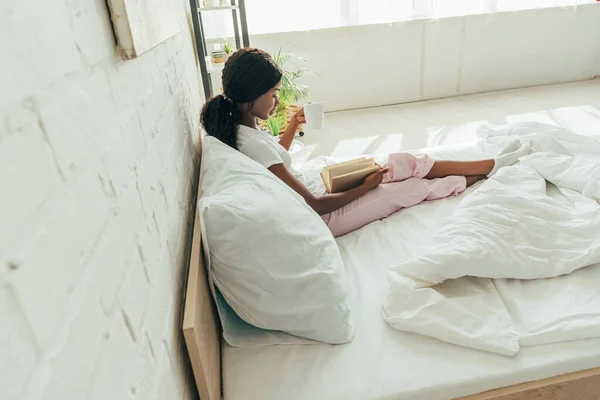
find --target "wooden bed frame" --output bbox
[182,139,600,400]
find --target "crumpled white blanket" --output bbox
[382,123,600,356]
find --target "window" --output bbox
[201,0,596,39]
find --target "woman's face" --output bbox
[249,81,281,120]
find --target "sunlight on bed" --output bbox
[547,106,600,137]
[505,111,557,126]
[369,133,405,154]
[426,120,488,148]
[330,136,379,157]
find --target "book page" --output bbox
[321,157,369,172]
[320,169,331,193]
[327,158,374,179]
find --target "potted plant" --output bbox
[261,47,316,137]
[265,114,286,137]
[223,42,232,57]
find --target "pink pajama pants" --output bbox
[321,153,467,237]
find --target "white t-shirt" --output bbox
[237,125,322,195]
[237,125,293,169]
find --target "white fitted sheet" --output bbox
[223,137,600,400]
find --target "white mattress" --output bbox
[223,139,600,400]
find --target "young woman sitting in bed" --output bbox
[200,48,531,237]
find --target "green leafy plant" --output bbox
[264,46,317,136]
[266,114,286,137]
[223,42,232,55]
[272,46,314,106]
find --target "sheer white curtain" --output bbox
[356,0,593,21]
[202,0,594,38]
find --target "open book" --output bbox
[320,157,380,193]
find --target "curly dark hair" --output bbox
[200,48,283,149]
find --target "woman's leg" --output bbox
[323,151,492,237]
[425,160,494,178]
[425,141,532,179]
[322,176,466,237]
[384,154,494,181]
[384,141,532,182]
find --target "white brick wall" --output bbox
[1,0,203,399]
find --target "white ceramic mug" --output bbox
[304,102,324,130]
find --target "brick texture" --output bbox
[1,0,203,399]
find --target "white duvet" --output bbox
[382,123,600,355]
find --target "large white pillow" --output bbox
[198,136,355,344]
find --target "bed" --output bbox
[183,132,600,400]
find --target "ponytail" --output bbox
[200,94,240,150]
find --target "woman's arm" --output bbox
[278,108,305,151]
[268,163,386,215]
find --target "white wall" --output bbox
[251,4,600,112]
[1,1,203,400]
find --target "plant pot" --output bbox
[211,51,226,64]
[259,104,304,137]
